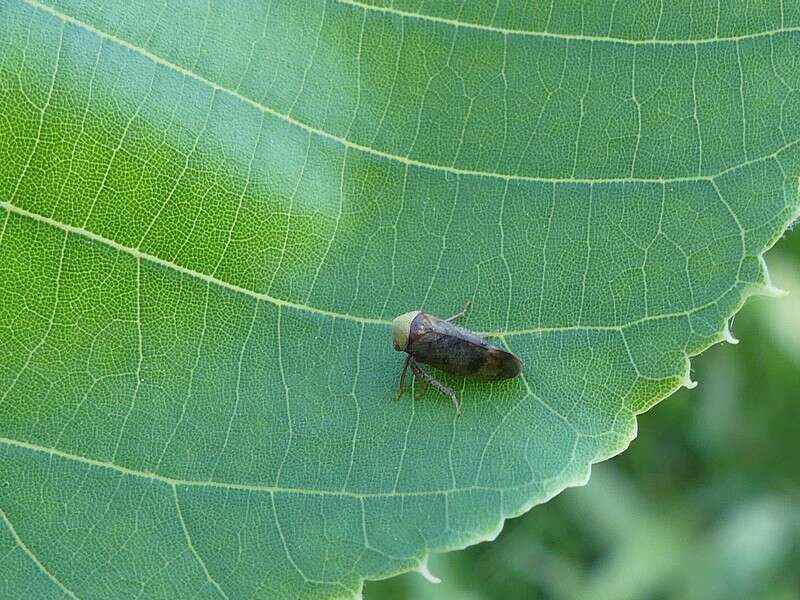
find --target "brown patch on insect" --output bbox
[391,302,523,414]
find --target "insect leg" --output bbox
[414,370,429,399]
[395,355,411,400]
[445,300,471,323]
[409,358,461,414]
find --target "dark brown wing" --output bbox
[407,313,522,380]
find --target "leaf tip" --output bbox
[681,375,698,390]
[415,557,441,584]
[723,320,739,345]
[759,284,790,298]
[681,357,698,389]
[757,254,789,298]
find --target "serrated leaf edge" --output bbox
[353,193,800,598]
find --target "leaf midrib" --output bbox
[0,200,753,336]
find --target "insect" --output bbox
[391,302,523,414]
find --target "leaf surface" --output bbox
[1,1,799,598]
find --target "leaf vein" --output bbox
[0,509,80,600]
[336,0,800,46]
[0,435,538,499]
[22,0,794,186]
[0,200,764,337]
[172,486,230,600]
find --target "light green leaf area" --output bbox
[1,1,799,598]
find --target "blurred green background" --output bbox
[367,229,800,600]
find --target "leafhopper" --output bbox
[392,303,523,413]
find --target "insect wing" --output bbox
[474,346,523,380]
[408,313,521,380]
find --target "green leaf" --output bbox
[1,1,798,597]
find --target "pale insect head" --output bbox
[391,311,420,351]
